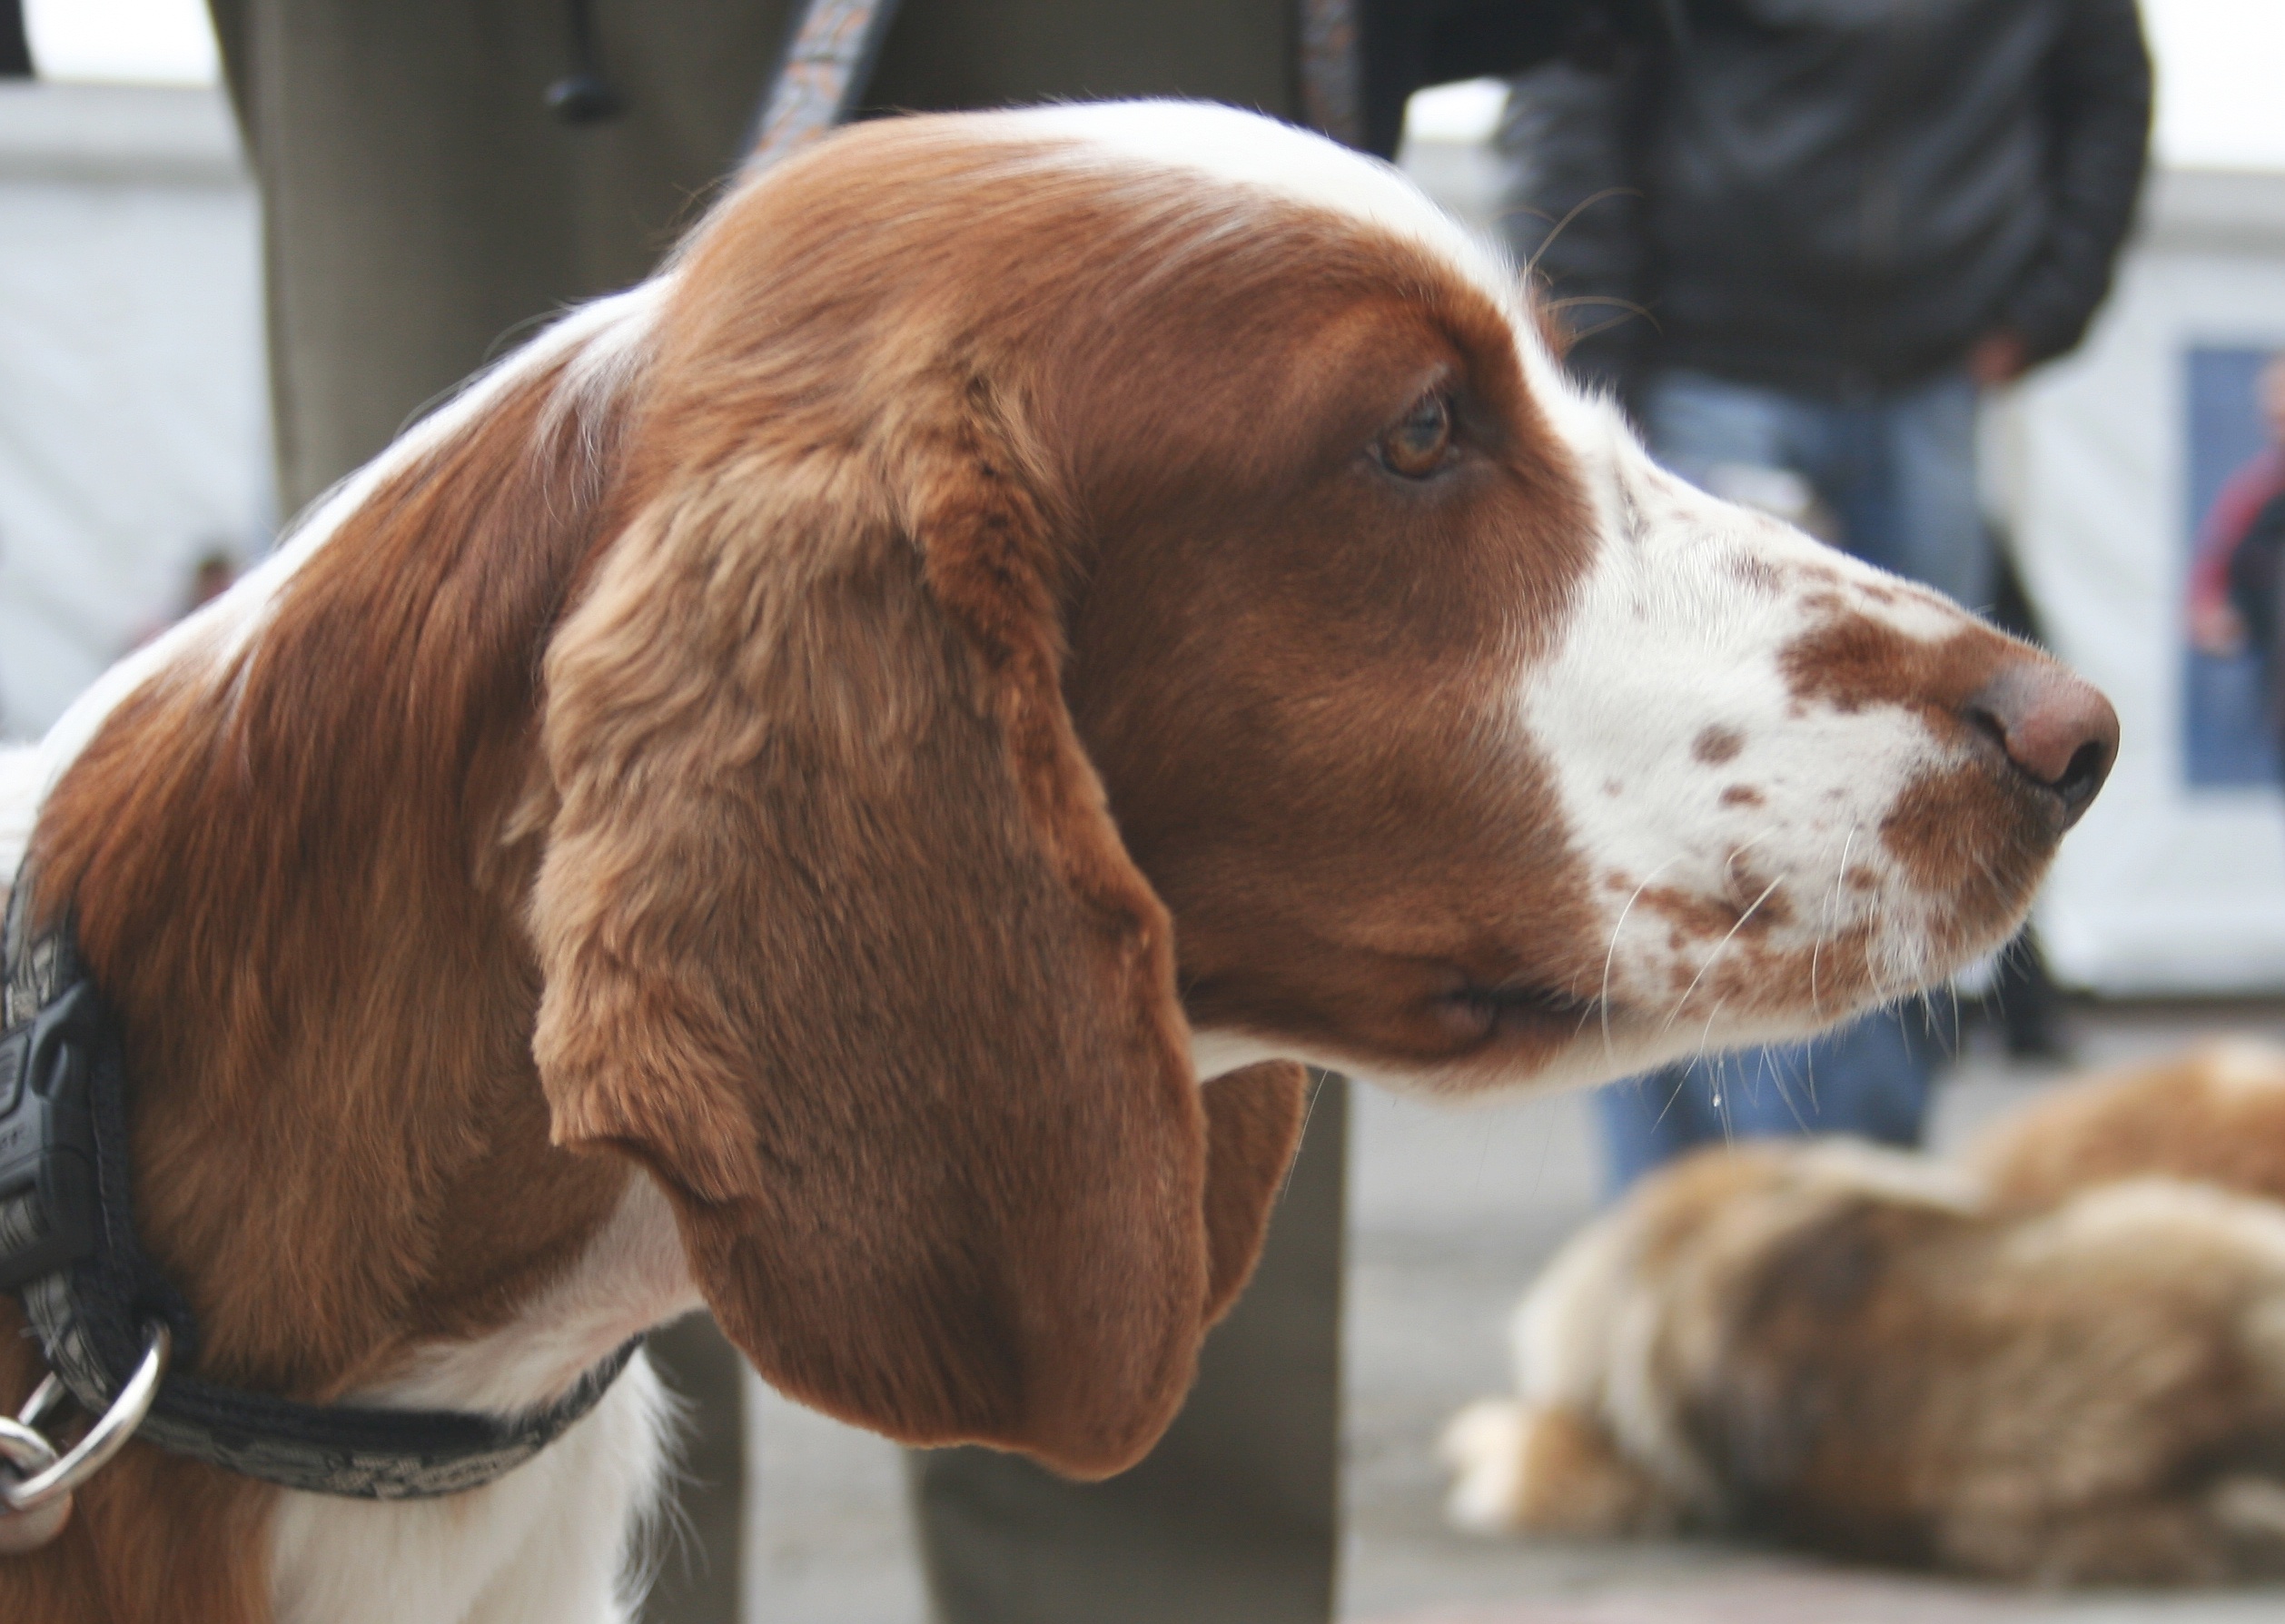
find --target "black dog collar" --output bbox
[0,866,638,1500]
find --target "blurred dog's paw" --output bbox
[1441,1400,1671,1538]
[1439,1399,1533,1532]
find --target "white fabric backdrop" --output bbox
[0,81,269,744]
[1995,168,2285,993]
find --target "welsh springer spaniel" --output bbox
[0,103,2113,1621]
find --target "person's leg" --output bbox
[1596,372,1786,1189]
[1599,1005,1936,1194]
[209,12,796,1619]
[1637,369,1798,493]
[1599,373,1947,1192]
[1698,1009,1937,1149]
[1595,1065,1716,1197]
[213,0,796,513]
[908,1075,1347,1624]
[1595,371,1828,1192]
[1870,370,1991,612]
[640,1316,748,1624]
[1693,374,1981,1154]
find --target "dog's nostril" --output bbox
[2053,739,2110,822]
[1960,660,2120,830]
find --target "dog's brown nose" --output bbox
[1963,660,2119,829]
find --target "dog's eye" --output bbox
[1375,391,1454,480]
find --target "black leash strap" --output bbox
[0,866,637,1500]
[1297,0,1363,149]
[740,0,1367,173]
[743,0,906,173]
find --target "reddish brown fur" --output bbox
[1057,226,1608,1078]
[1784,619,2010,719]
[526,192,1314,1461]
[1679,1173,2280,1579]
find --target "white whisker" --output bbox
[1811,823,1862,1024]
[1661,874,1785,1036]
[1599,855,1681,1067]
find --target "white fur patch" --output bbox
[267,1353,677,1624]
[1438,1397,1533,1533]
[364,1178,700,1418]
[266,1177,700,1624]
[1517,460,2002,1077]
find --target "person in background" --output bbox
[0,0,26,79]
[201,2,1661,1618]
[128,546,240,650]
[1495,0,2151,1193]
[2189,352,2285,661]
[2190,356,2285,777]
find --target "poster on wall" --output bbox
[2003,174,2285,994]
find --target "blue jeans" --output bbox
[1643,368,1992,610]
[1595,368,1984,1195]
[1596,1012,1942,1195]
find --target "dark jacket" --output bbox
[1360,0,1682,157]
[2230,489,2285,664]
[1498,0,2151,397]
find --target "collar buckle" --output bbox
[0,981,103,1294]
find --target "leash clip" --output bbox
[0,1322,170,1555]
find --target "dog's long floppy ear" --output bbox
[529,377,1306,1478]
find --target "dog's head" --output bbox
[526,104,2112,1471]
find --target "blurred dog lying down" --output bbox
[1443,1040,2285,1585]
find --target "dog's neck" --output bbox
[15,323,696,1419]
[352,1176,697,1415]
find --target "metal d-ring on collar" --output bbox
[1,1322,167,1519]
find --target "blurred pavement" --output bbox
[740,1000,2285,1622]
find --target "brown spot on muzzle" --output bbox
[1694,726,1745,765]
[1729,556,1782,597]
[1879,761,2055,953]
[1642,874,1793,942]
[1781,616,2010,719]
[1785,606,2118,828]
